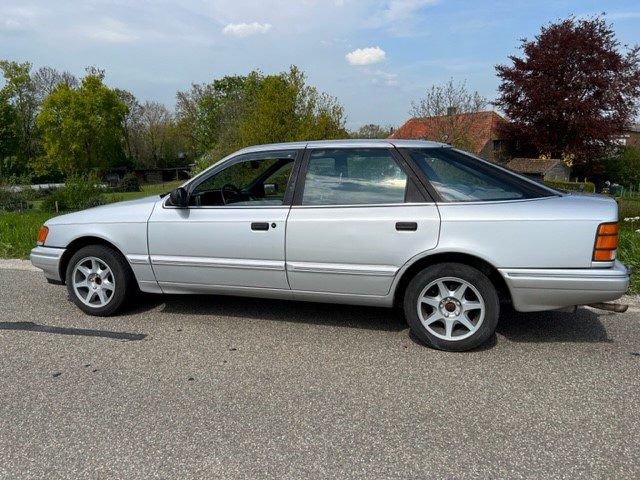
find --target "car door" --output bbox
[148,149,300,292]
[285,146,441,296]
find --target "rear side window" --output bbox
[407,148,553,202]
[301,149,407,205]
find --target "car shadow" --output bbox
[125,294,613,345]
[496,305,611,344]
[126,293,408,332]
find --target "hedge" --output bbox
[544,179,596,193]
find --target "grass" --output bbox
[0,210,54,258]
[102,179,183,203]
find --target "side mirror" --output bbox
[169,187,189,208]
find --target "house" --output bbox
[505,158,570,182]
[616,123,640,148]
[389,110,509,162]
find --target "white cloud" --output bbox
[346,46,386,65]
[222,22,272,38]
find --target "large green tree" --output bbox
[0,60,38,176]
[36,75,127,175]
[240,66,346,146]
[178,66,347,171]
[0,91,20,178]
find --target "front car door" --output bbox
[148,149,300,293]
[285,145,441,297]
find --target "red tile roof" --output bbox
[389,110,508,154]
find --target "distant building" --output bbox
[389,110,509,162]
[506,158,570,182]
[615,123,640,148]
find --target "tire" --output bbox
[403,263,499,351]
[65,245,135,316]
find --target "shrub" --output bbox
[116,173,141,192]
[0,188,32,212]
[41,175,106,212]
[544,179,596,193]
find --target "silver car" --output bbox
[30,140,630,351]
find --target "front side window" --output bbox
[301,149,407,205]
[189,151,296,207]
[407,148,553,202]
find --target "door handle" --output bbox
[396,222,418,231]
[251,222,270,231]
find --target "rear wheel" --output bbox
[403,263,499,351]
[65,245,135,316]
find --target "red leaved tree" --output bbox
[495,15,640,174]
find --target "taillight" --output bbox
[36,226,49,245]
[593,222,618,261]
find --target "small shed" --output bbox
[505,158,570,181]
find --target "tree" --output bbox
[239,66,346,147]
[410,78,487,150]
[139,101,172,167]
[603,146,640,186]
[0,60,39,163]
[36,75,127,175]
[176,73,261,158]
[115,88,144,162]
[495,15,640,172]
[180,66,347,172]
[32,66,78,102]
[351,124,393,139]
[0,91,20,179]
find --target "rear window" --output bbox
[407,148,554,202]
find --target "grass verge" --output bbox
[0,210,54,258]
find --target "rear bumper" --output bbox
[499,260,630,312]
[30,246,65,282]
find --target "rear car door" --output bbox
[285,146,440,296]
[148,149,300,292]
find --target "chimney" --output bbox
[447,106,457,116]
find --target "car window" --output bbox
[301,149,407,205]
[408,148,552,202]
[190,151,296,207]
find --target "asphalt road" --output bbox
[1,265,639,479]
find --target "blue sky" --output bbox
[0,0,638,129]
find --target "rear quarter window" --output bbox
[406,148,555,202]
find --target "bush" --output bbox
[544,179,596,193]
[41,175,106,212]
[116,173,141,192]
[0,188,32,212]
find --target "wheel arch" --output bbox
[392,251,511,307]
[59,236,128,283]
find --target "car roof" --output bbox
[235,138,448,154]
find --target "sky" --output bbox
[0,0,638,129]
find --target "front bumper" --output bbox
[30,246,65,282]
[499,260,630,312]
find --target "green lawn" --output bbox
[0,210,54,258]
[102,180,183,202]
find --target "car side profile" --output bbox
[31,139,630,351]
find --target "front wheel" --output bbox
[403,263,499,351]
[65,245,135,316]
